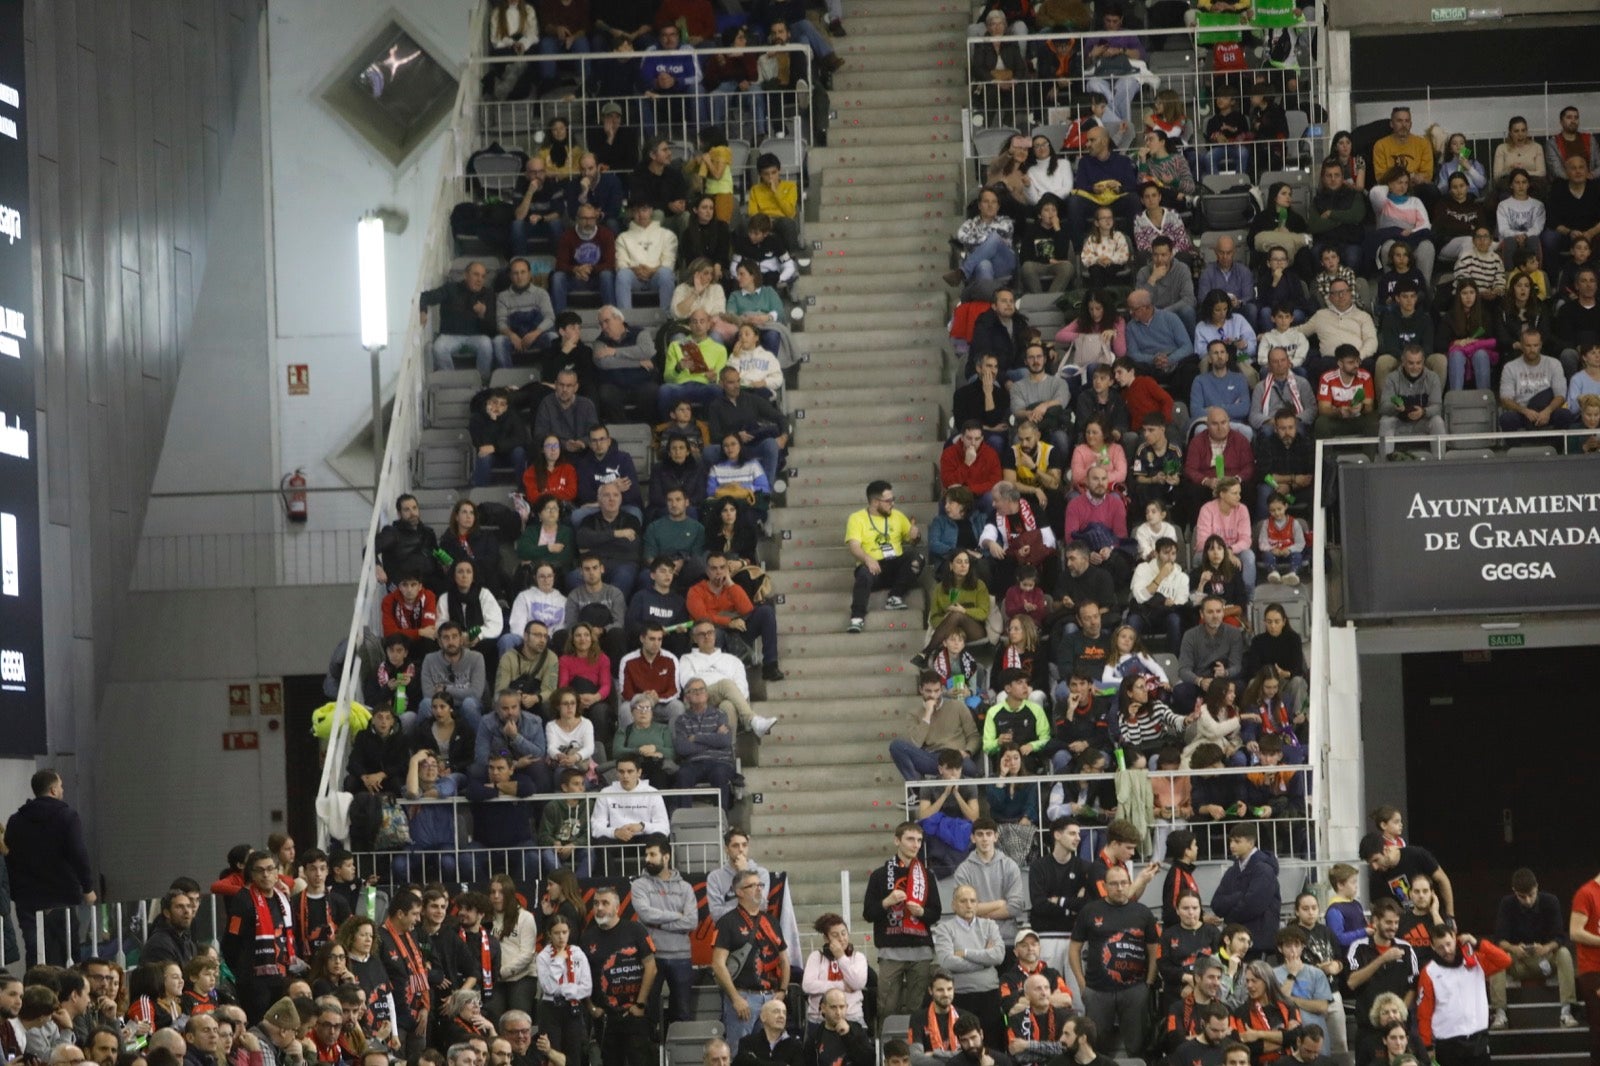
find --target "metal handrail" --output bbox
[314,2,491,847]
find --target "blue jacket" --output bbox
[638,49,701,93]
[928,511,986,564]
[1074,152,1140,200]
[1190,369,1252,423]
[473,712,548,777]
[1126,309,1194,365]
[1198,262,1253,305]
[673,707,735,764]
[561,171,625,225]
[1211,847,1282,948]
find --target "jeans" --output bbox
[1315,241,1364,272]
[889,738,979,780]
[677,758,738,808]
[538,846,591,877]
[493,334,553,370]
[1084,75,1140,126]
[851,555,916,617]
[960,232,1018,282]
[1264,549,1303,575]
[657,381,722,416]
[472,446,527,487]
[654,956,695,1024]
[708,81,767,137]
[511,216,565,254]
[785,16,834,58]
[617,266,675,310]
[1127,602,1184,649]
[1448,345,1494,390]
[723,990,774,1049]
[1081,984,1151,1055]
[1203,142,1251,176]
[550,268,617,312]
[432,334,494,380]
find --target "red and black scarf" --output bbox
[249,885,296,977]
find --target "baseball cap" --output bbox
[600,101,623,117]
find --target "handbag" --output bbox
[373,796,412,850]
[1092,53,1135,77]
[1005,528,1050,564]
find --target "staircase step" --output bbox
[777,648,922,678]
[801,352,945,376]
[778,610,926,639]
[791,370,944,393]
[787,381,944,403]
[788,440,942,465]
[802,291,944,315]
[811,143,967,169]
[803,235,949,258]
[762,716,904,746]
[845,11,971,34]
[836,36,964,61]
[835,68,967,94]
[829,124,962,148]
[800,267,947,293]
[822,167,953,189]
[755,828,902,861]
[833,87,968,110]
[807,308,944,331]
[820,182,955,206]
[802,324,946,346]
[745,785,903,816]
[763,629,926,658]
[781,462,935,491]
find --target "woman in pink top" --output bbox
[1193,476,1256,589]
[557,622,614,739]
[1068,416,1129,491]
[1054,290,1128,385]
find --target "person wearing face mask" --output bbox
[550,207,617,314]
[629,837,698,1027]
[580,886,657,1066]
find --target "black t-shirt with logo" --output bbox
[1368,846,1441,911]
[1072,898,1160,992]
[714,906,787,992]
[580,919,656,1012]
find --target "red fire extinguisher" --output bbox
[280,469,308,524]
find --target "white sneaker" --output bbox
[1283,572,1301,586]
[847,617,865,633]
[752,715,777,737]
[884,595,909,611]
[1560,1006,1580,1028]
[1266,570,1282,583]
[1489,1008,1508,1031]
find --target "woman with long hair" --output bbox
[1054,289,1126,382]
[1328,130,1366,191]
[706,433,771,513]
[1245,602,1309,720]
[127,960,185,1032]
[1492,115,1546,185]
[441,500,503,598]
[1102,623,1167,688]
[1018,196,1075,295]
[1183,677,1242,762]
[1079,205,1131,289]
[537,867,584,938]
[1136,132,1197,208]
[702,496,759,560]
[539,116,582,178]
[490,875,540,1017]
[1190,533,1247,618]
[1436,131,1487,195]
[558,624,614,742]
[946,187,1017,288]
[992,613,1050,706]
[534,913,591,1064]
[1025,136,1075,206]
[1365,167,1436,280]
[1069,414,1126,491]
[1111,673,1183,763]
[1496,167,1547,267]
[309,939,358,998]
[1234,959,1302,1054]
[1442,278,1498,391]
[1240,667,1300,750]
[1432,171,1488,264]
[725,266,786,368]
[1194,478,1255,591]
[1496,269,1552,358]
[523,435,578,504]
[918,550,992,665]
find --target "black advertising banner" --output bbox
[0,0,47,753]
[1340,455,1600,619]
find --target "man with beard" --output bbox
[630,837,698,1025]
[550,205,618,314]
[580,886,657,1066]
[909,971,972,1066]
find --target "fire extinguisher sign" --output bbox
[287,364,309,395]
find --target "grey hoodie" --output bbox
[629,866,698,959]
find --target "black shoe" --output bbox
[762,663,786,682]
[910,652,929,668]
[829,18,847,36]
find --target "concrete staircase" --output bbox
[745,0,971,941]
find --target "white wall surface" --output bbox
[94,585,353,899]
[265,0,478,532]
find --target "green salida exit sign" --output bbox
[1432,5,1467,20]
[1487,633,1525,648]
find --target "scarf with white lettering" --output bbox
[888,856,930,936]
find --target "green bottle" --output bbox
[432,547,454,568]
[1213,453,1226,480]
[394,687,407,719]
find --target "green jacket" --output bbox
[928,581,992,629]
[612,719,676,764]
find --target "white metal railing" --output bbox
[963,19,1330,203]
[343,789,726,884]
[315,4,490,848]
[12,892,236,969]
[904,763,1319,863]
[1349,80,1600,144]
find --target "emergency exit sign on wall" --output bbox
[1430,6,1467,20]
[1487,633,1525,648]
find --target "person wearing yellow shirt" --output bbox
[749,153,803,259]
[845,480,922,634]
[1372,107,1438,205]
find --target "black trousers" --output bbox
[597,1008,654,1066]
[537,998,590,1066]
[238,976,287,1026]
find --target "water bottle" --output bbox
[1114,747,1127,771]
[1213,453,1226,480]
[394,687,408,719]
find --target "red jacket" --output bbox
[1121,375,1174,429]
[380,588,438,640]
[1182,429,1255,488]
[940,441,1002,496]
[523,461,578,502]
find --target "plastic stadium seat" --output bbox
[1031,123,1072,149]
[973,126,1020,164]
[670,807,724,875]
[882,1014,912,1043]
[666,1021,723,1066]
[1443,389,1495,438]
[488,367,539,390]
[1443,448,1496,459]
[414,429,472,488]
